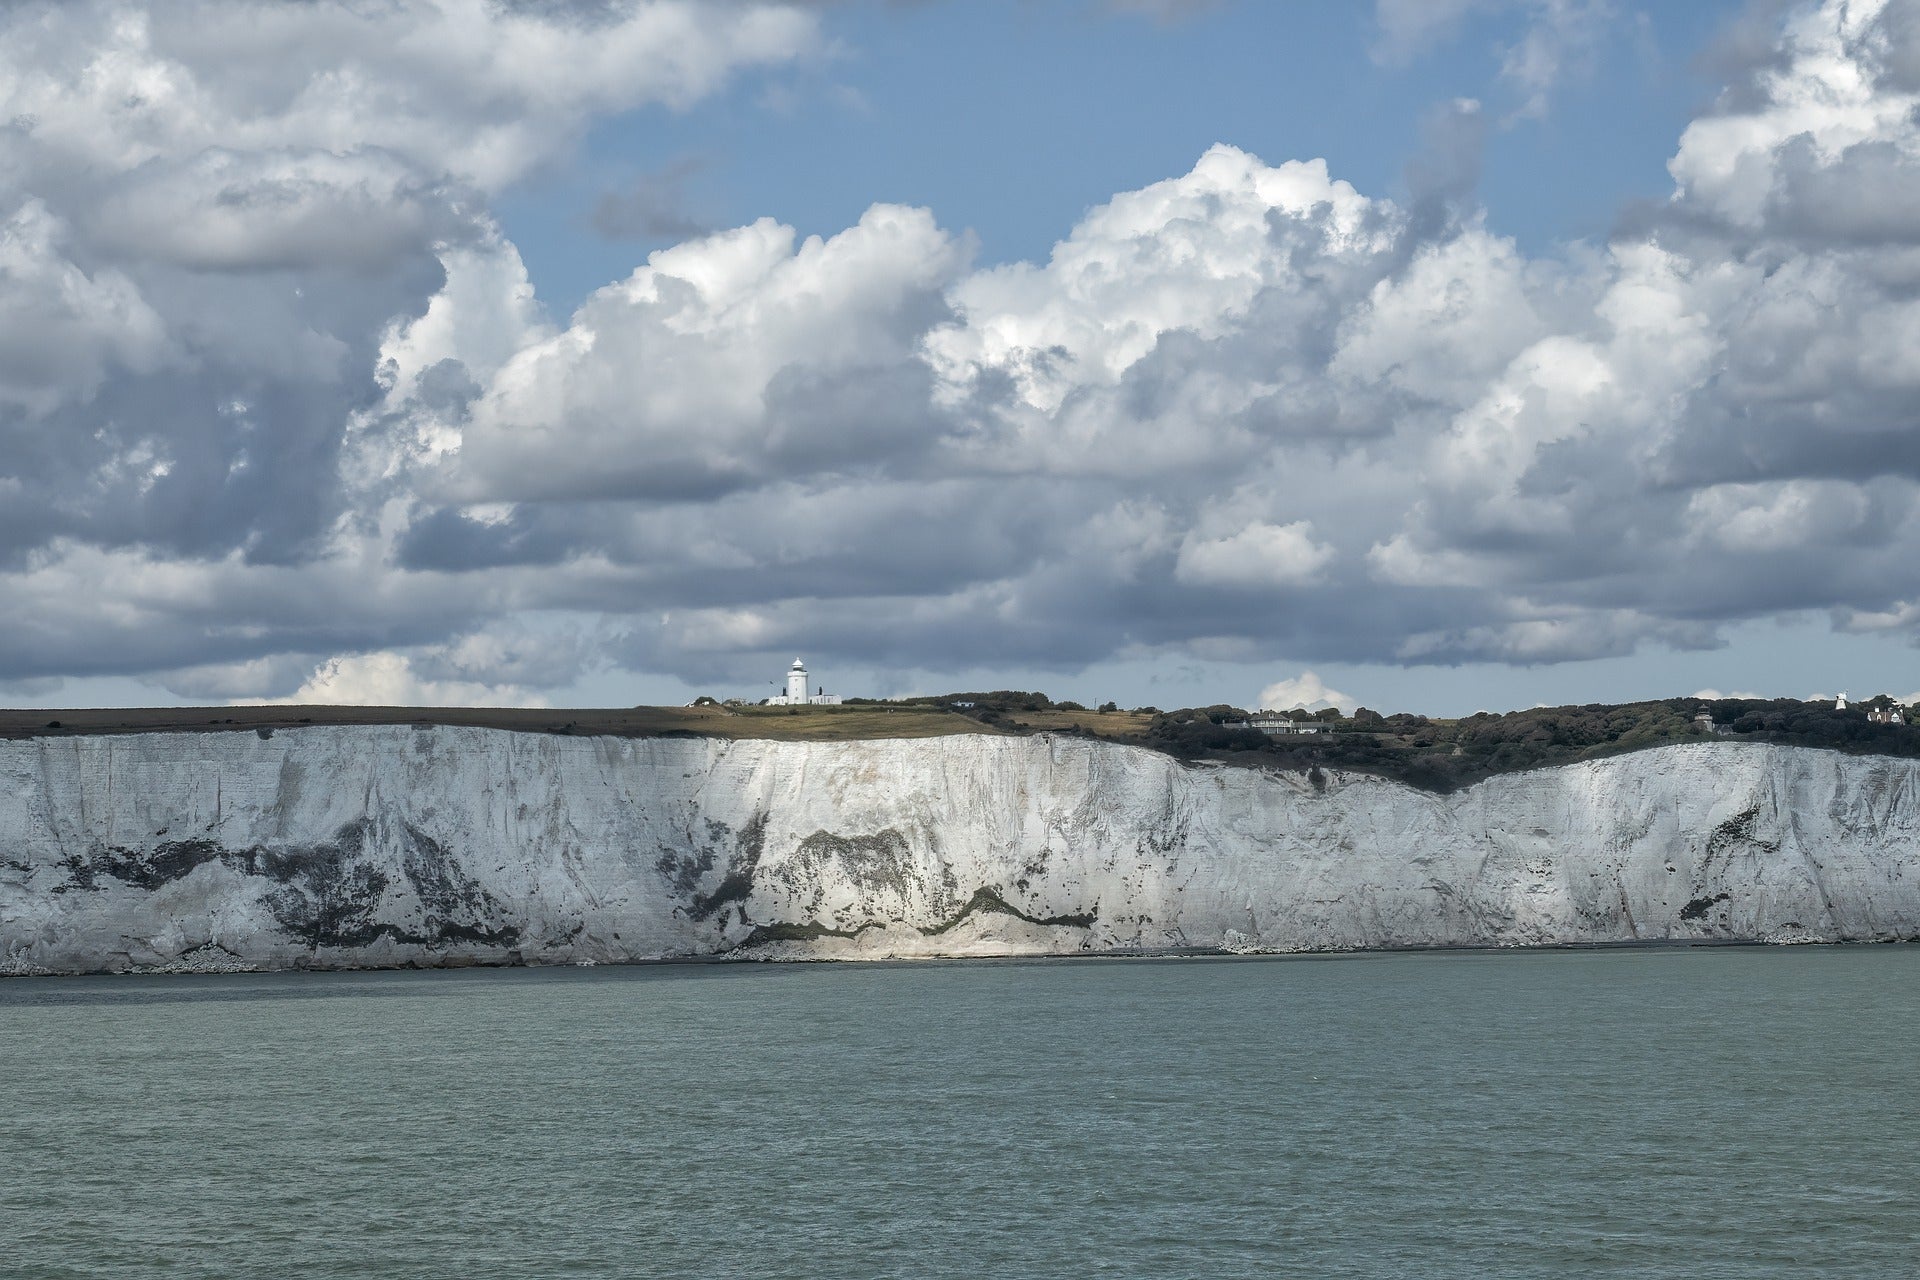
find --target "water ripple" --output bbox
[2,948,1916,1277]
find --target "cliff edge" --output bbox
[3,728,1915,974]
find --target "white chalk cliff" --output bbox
[2,727,1917,974]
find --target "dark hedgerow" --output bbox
[982,694,1920,795]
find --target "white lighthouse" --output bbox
[767,658,843,706]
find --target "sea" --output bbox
[3,946,1917,1279]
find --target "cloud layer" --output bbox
[2,0,1918,704]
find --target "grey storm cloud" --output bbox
[2,0,1920,704]
[591,157,715,240]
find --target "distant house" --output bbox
[1251,714,1324,736]
[1868,706,1906,725]
[1694,709,1732,735]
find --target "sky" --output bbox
[2,0,1919,716]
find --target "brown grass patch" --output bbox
[0,702,1003,742]
[1002,708,1155,739]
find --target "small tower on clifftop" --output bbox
[766,656,841,705]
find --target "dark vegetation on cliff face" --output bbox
[1137,696,1920,792]
[63,820,523,952]
[887,691,1920,793]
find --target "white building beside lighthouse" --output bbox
[766,658,843,706]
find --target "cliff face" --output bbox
[2,727,1917,974]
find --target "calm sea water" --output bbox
[3,947,1917,1279]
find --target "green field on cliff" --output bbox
[0,702,992,742]
[3,692,1915,793]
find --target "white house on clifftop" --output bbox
[765,658,843,706]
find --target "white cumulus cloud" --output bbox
[1256,671,1355,714]
[1175,522,1336,589]
[263,652,549,709]
[4,0,1920,705]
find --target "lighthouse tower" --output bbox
[786,659,808,704]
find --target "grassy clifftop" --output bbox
[4,692,1914,793]
[0,702,994,742]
